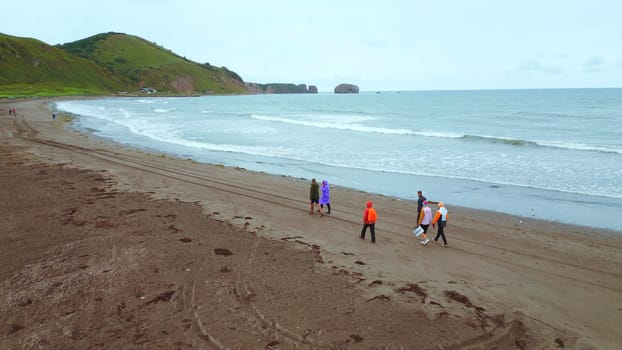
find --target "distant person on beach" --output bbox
[320,180,331,215]
[417,200,432,245]
[432,202,449,247]
[417,190,427,220]
[12,108,16,116]
[360,201,377,243]
[8,108,12,116]
[309,178,322,216]
[52,113,56,121]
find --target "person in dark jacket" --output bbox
[309,178,322,216]
[417,190,427,222]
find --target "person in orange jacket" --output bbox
[360,201,377,243]
[431,202,449,247]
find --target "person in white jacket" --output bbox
[432,202,449,247]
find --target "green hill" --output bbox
[58,32,247,94]
[0,32,248,97]
[0,33,124,97]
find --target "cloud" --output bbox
[583,56,606,67]
[517,59,563,75]
[581,56,610,73]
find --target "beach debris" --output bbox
[369,280,383,286]
[349,334,363,343]
[395,283,427,303]
[555,338,565,348]
[367,294,390,302]
[8,324,24,334]
[178,237,193,243]
[281,236,303,242]
[17,298,32,307]
[214,248,233,256]
[145,290,175,305]
[444,290,475,308]
[95,216,118,229]
[118,208,147,216]
[265,340,280,349]
[354,260,366,265]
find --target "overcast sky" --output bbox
[3,0,622,91]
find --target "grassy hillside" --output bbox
[0,33,124,97]
[58,32,247,94]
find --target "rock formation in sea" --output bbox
[308,85,318,93]
[245,83,315,94]
[334,83,359,94]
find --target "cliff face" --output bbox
[334,83,359,94]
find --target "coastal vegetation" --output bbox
[0,33,124,97]
[0,32,247,97]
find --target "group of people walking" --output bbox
[309,178,331,216]
[309,179,448,247]
[414,191,449,247]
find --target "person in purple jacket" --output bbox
[320,180,331,215]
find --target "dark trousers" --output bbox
[360,223,376,242]
[434,221,447,245]
[321,203,331,213]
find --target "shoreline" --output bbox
[52,96,622,232]
[2,98,622,348]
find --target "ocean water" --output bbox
[55,89,622,231]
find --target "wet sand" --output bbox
[1,99,621,349]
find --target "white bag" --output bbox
[412,226,424,237]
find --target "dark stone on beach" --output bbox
[334,83,359,94]
[266,340,280,348]
[214,248,233,256]
[349,334,363,343]
[145,290,175,305]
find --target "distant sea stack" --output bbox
[334,83,359,94]
[308,85,318,93]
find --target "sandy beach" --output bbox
[1,99,621,349]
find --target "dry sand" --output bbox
[1,99,621,349]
